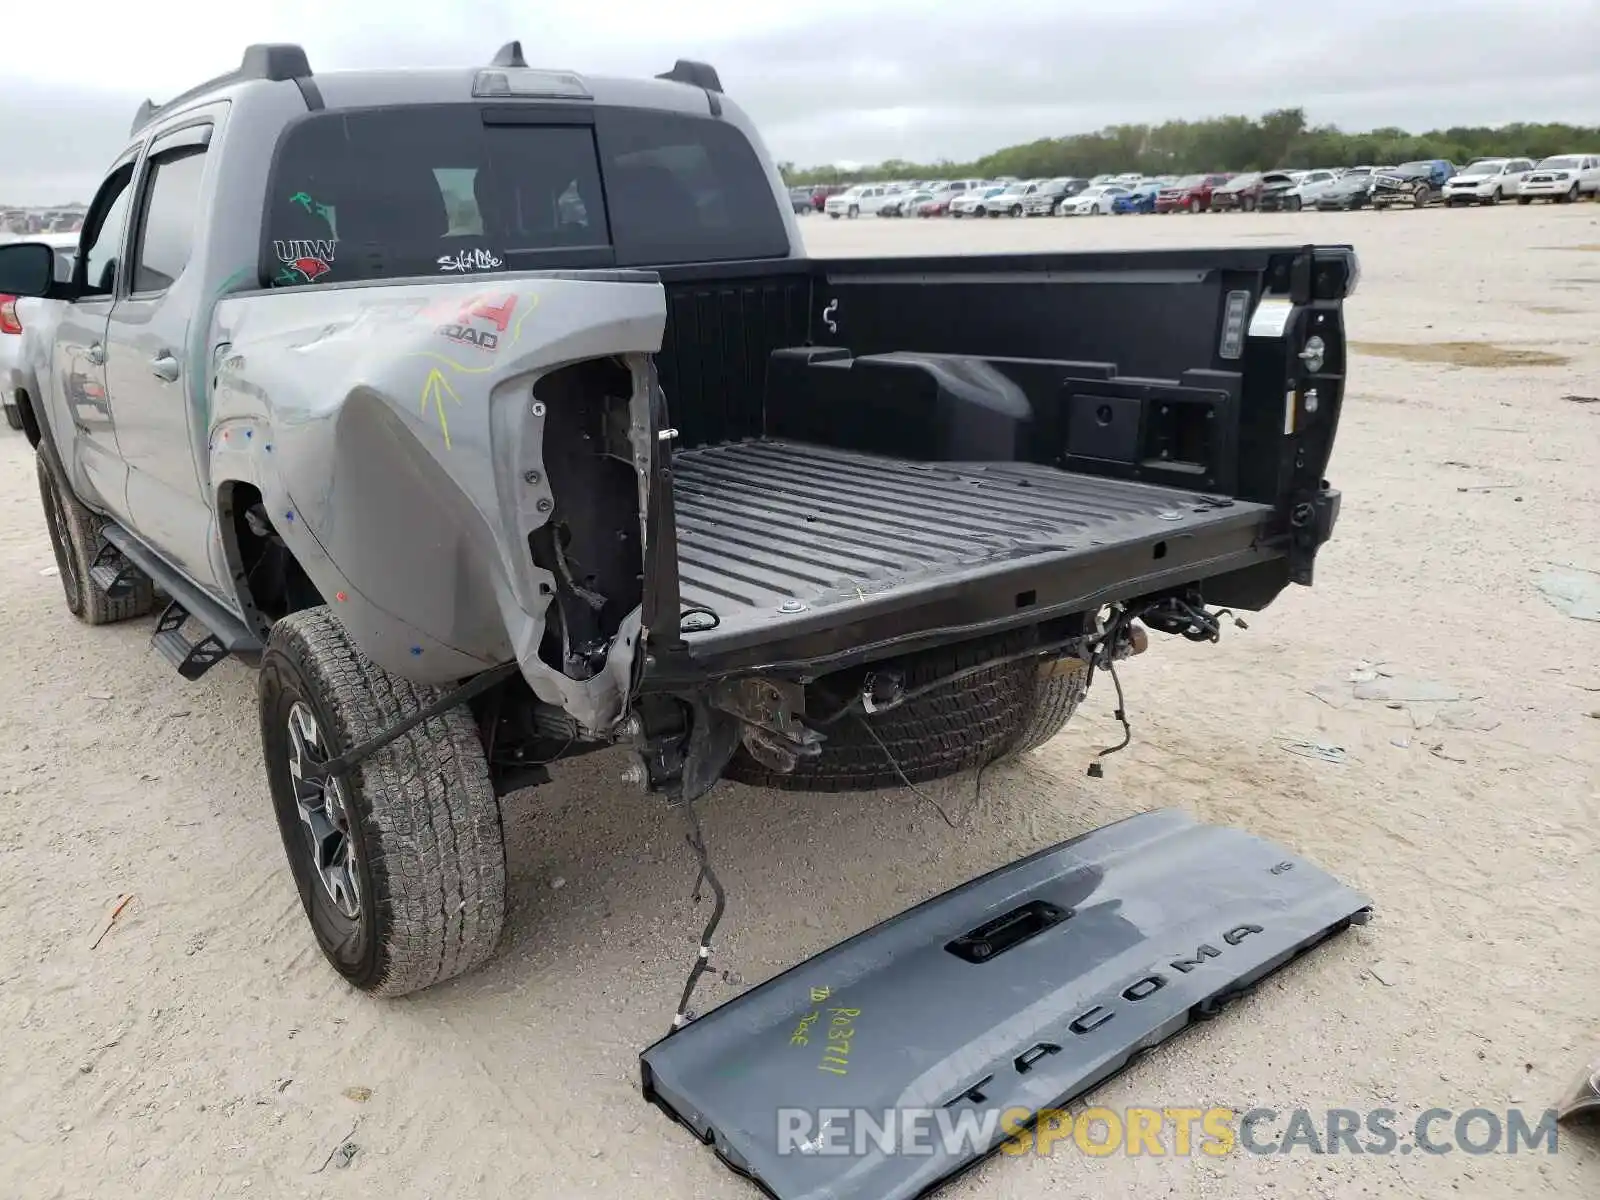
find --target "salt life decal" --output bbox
[438,248,504,273]
[273,238,337,286]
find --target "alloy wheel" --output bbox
[286,701,361,921]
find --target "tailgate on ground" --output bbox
[641,807,1371,1200]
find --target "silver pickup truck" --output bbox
[0,43,1353,998]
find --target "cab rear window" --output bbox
[263,103,788,285]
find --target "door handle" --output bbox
[86,343,105,366]
[150,352,180,382]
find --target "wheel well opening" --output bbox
[222,481,323,628]
[14,387,43,448]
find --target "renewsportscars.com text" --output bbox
[776,1105,1563,1158]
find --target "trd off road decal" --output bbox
[438,323,498,351]
[429,293,517,353]
[414,292,530,448]
[273,238,336,285]
[438,248,504,273]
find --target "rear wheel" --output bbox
[35,451,155,625]
[1010,204,1023,217]
[259,608,507,997]
[848,205,860,218]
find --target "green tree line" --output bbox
[778,109,1600,184]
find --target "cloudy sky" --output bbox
[2,0,1598,204]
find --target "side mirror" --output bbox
[0,242,61,299]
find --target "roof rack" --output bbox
[656,59,723,94]
[130,43,313,136]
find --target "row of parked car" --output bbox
[791,154,1600,220]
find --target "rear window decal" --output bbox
[273,237,336,286]
[289,190,335,224]
[438,248,504,273]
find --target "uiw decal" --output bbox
[273,238,337,285]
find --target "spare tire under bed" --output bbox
[721,632,1091,792]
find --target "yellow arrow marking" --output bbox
[419,368,462,449]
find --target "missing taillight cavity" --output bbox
[525,358,644,680]
[0,296,21,335]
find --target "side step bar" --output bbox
[88,540,145,600]
[100,523,264,679]
[152,600,230,680]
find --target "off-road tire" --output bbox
[723,634,1042,792]
[259,608,506,997]
[35,451,155,625]
[999,661,1091,759]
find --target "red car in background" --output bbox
[1208,172,1268,212]
[1155,173,1235,213]
[917,193,957,217]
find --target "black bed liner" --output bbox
[670,439,1275,658]
[640,807,1373,1200]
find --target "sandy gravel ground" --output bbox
[2,204,1598,1200]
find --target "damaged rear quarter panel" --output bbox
[208,272,666,725]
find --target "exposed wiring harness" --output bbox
[847,595,1247,786]
[668,798,726,1033]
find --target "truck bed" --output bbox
[669,439,1275,663]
